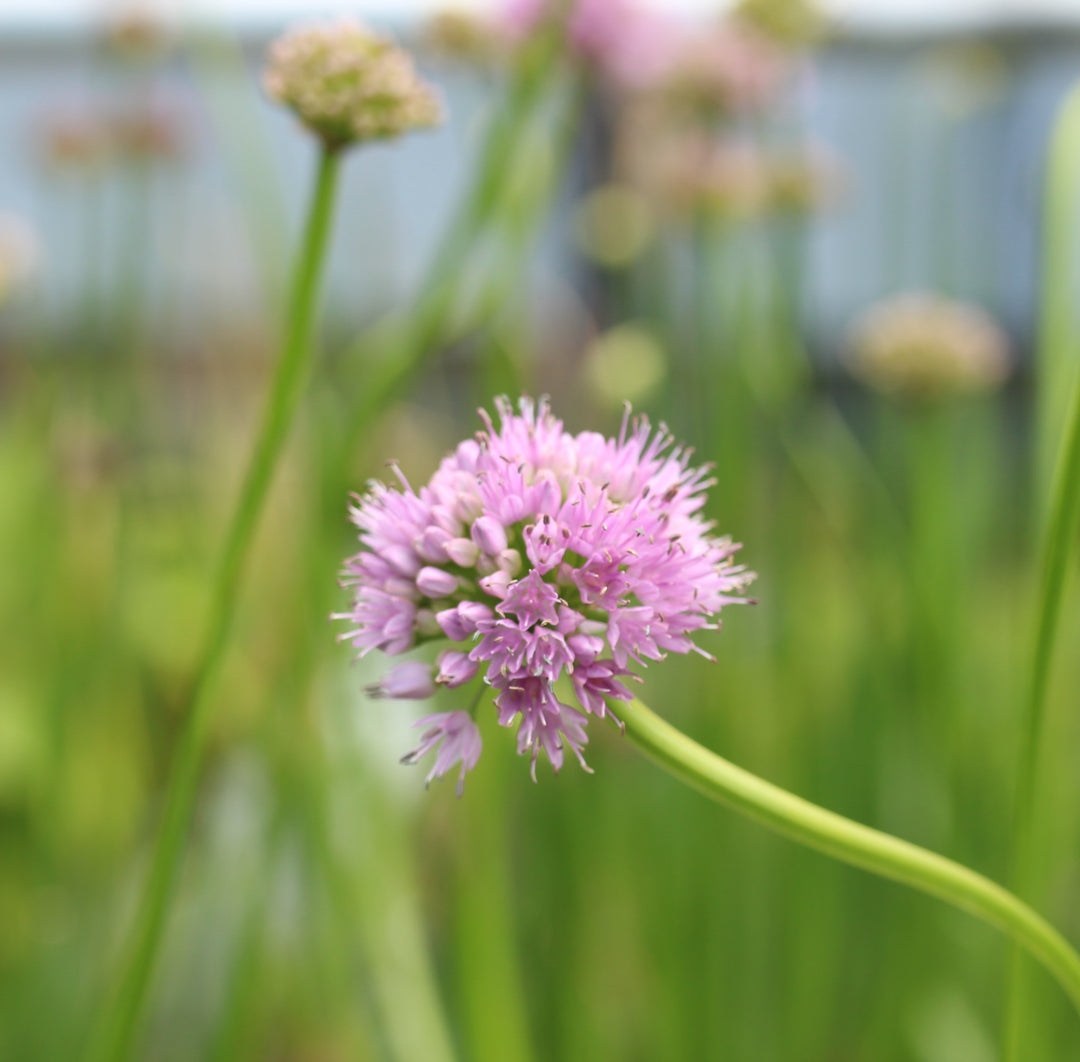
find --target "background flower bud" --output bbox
[417,566,459,598]
[366,660,436,700]
[471,515,508,555]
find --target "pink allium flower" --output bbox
[502,0,683,88]
[337,397,755,790]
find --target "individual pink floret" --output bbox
[401,711,483,797]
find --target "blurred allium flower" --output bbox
[674,140,771,220]
[765,148,842,216]
[37,109,112,172]
[101,6,174,62]
[109,104,189,164]
[503,0,682,87]
[336,398,755,789]
[848,294,1010,402]
[424,9,503,68]
[263,18,443,151]
[0,213,41,306]
[731,0,829,49]
[622,126,769,221]
[657,20,791,122]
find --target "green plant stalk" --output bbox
[1001,78,1080,1061]
[87,146,342,1062]
[1002,328,1080,1056]
[452,734,535,1062]
[615,696,1080,1020]
[296,740,458,1062]
[1035,80,1080,501]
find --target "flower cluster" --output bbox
[263,18,443,151]
[337,398,755,792]
[848,294,1010,402]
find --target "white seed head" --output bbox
[263,18,443,150]
[848,294,1010,402]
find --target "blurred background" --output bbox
[3,0,1080,1059]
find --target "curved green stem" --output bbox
[87,146,342,1062]
[616,697,1080,1021]
[1002,78,1080,1060]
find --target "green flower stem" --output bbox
[87,146,342,1062]
[616,696,1080,1020]
[1035,81,1080,500]
[1004,375,1080,1049]
[1002,79,1080,1061]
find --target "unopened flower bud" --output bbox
[449,473,483,520]
[568,632,606,663]
[497,549,523,576]
[478,570,512,598]
[431,504,463,536]
[383,544,420,577]
[417,565,459,598]
[416,526,452,563]
[471,515,508,555]
[436,601,494,641]
[445,536,479,567]
[458,601,495,632]
[263,18,443,151]
[436,650,479,688]
[367,660,436,700]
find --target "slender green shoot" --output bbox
[1002,78,1080,1061]
[617,696,1080,1022]
[86,146,342,1062]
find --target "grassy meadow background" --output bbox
[2,3,1080,1059]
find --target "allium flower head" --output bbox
[765,148,842,217]
[109,105,189,164]
[102,7,175,63]
[37,109,112,172]
[0,213,41,306]
[666,139,771,221]
[848,294,1010,402]
[503,0,683,88]
[656,21,791,122]
[424,10,503,69]
[732,0,829,50]
[263,18,443,151]
[337,397,755,791]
